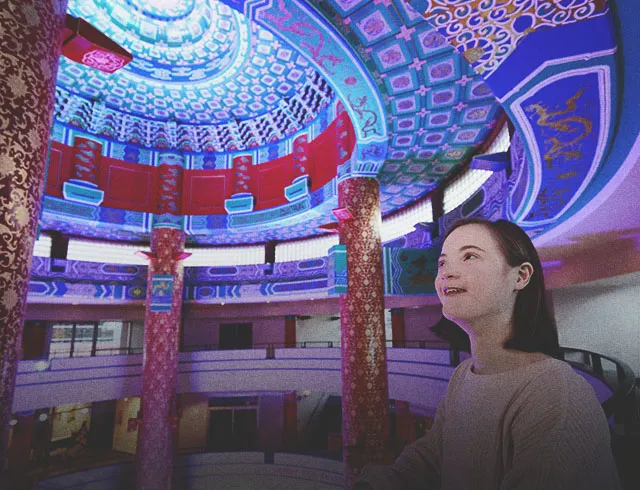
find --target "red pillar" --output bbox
[0,0,67,476]
[21,321,48,360]
[394,401,415,446]
[135,228,186,490]
[259,394,284,454]
[283,392,298,451]
[338,177,390,488]
[6,413,35,480]
[284,315,296,348]
[391,308,406,348]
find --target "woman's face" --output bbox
[435,224,526,327]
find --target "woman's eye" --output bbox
[464,253,476,261]
[438,260,445,268]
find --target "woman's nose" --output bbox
[440,268,460,279]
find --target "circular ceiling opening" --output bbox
[126,0,195,20]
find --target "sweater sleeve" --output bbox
[499,366,621,490]
[355,382,449,490]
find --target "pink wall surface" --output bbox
[404,305,444,342]
[182,318,218,348]
[182,316,285,348]
[25,297,444,348]
[252,317,285,346]
[25,304,144,322]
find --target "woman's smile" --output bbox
[443,287,467,296]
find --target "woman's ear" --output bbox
[514,262,534,290]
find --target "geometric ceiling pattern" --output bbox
[59,0,334,150]
[48,0,504,244]
[59,0,502,201]
[314,0,502,211]
[415,0,608,77]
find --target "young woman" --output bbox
[355,218,621,489]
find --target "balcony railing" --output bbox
[28,341,637,427]
[560,347,636,421]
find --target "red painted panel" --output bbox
[310,126,339,189]
[46,142,73,197]
[255,154,295,210]
[99,159,155,212]
[184,172,231,215]
[43,114,356,215]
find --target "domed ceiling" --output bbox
[58,0,334,143]
[44,0,504,245]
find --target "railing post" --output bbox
[70,323,77,358]
[592,354,603,376]
[266,344,275,360]
[616,364,624,388]
[450,348,460,367]
[91,322,99,357]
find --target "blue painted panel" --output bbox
[328,244,347,295]
[150,275,174,312]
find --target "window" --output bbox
[72,323,96,357]
[49,323,74,359]
[95,321,125,356]
[219,323,252,350]
[45,321,144,358]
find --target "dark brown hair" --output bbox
[442,217,561,358]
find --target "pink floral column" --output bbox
[135,228,186,490]
[338,177,390,488]
[0,0,67,474]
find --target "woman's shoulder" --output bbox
[518,356,604,409]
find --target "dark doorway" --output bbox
[89,400,116,451]
[208,410,233,451]
[22,321,48,360]
[219,323,252,350]
[207,408,258,451]
[234,410,258,450]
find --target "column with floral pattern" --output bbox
[0,0,67,472]
[135,227,186,490]
[338,177,390,488]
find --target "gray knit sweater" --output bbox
[356,357,621,489]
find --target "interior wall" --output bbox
[25,296,441,350]
[252,317,285,347]
[178,393,208,451]
[182,317,285,348]
[183,318,218,348]
[25,304,144,322]
[296,314,341,345]
[51,403,91,442]
[551,272,640,376]
[404,305,444,342]
[258,394,284,451]
[296,312,393,345]
[296,391,328,437]
[112,397,140,455]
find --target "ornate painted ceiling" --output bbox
[47,0,503,244]
[58,0,335,148]
[31,0,640,301]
